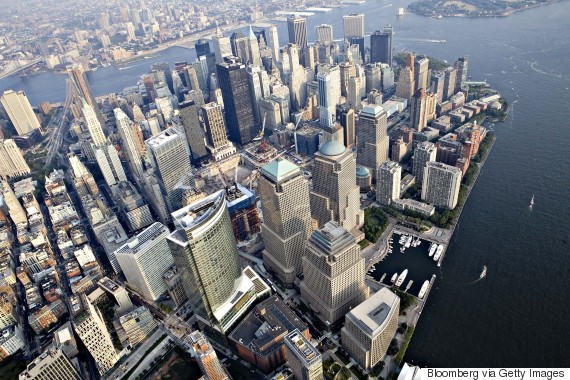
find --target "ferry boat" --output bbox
[395,269,408,287]
[418,280,430,299]
[428,243,437,257]
[391,273,398,283]
[396,7,405,15]
[433,245,444,261]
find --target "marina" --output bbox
[368,231,441,298]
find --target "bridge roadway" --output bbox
[0,59,42,79]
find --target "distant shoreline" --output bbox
[407,0,563,18]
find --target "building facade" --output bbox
[356,105,389,180]
[421,161,462,209]
[377,161,402,206]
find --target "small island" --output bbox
[407,0,559,18]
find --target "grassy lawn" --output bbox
[358,240,370,249]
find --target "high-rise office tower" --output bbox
[201,102,228,149]
[19,347,83,380]
[267,25,281,62]
[68,66,106,127]
[126,22,136,41]
[287,16,308,48]
[356,105,389,180]
[195,38,211,58]
[336,106,356,148]
[431,72,445,104]
[73,295,118,376]
[0,139,30,179]
[339,61,356,97]
[421,161,462,209]
[347,77,362,110]
[300,221,369,326]
[259,158,312,287]
[382,65,395,91]
[414,57,430,91]
[396,65,415,102]
[412,141,437,185]
[212,24,232,63]
[343,13,365,41]
[200,102,236,161]
[364,63,382,93]
[93,142,127,188]
[341,288,400,370]
[145,128,192,211]
[284,330,323,380]
[216,57,256,145]
[443,67,457,101]
[316,24,333,44]
[115,108,144,180]
[184,65,202,92]
[454,56,469,92]
[377,161,401,206]
[167,191,268,336]
[286,44,308,110]
[370,25,393,65]
[410,88,428,131]
[247,65,265,124]
[190,331,229,380]
[230,31,250,64]
[310,141,363,232]
[115,222,174,302]
[247,26,262,67]
[0,90,41,135]
[179,99,208,163]
[318,65,341,128]
[81,99,106,146]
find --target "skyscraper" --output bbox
[300,221,369,326]
[364,63,382,93]
[414,57,430,91]
[287,16,308,48]
[412,141,437,185]
[284,330,323,380]
[167,191,269,336]
[336,106,356,148]
[73,295,118,376]
[0,139,30,179]
[200,102,236,161]
[410,88,428,131]
[318,65,341,128]
[356,105,389,180]
[0,90,41,135]
[310,140,363,232]
[316,24,333,44]
[145,128,192,211]
[421,161,462,209]
[343,14,365,41]
[246,26,262,67]
[267,25,281,62]
[19,347,83,380]
[115,222,174,302]
[377,161,401,206]
[370,25,393,65]
[82,99,106,146]
[179,99,208,163]
[190,331,229,380]
[443,67,457,101]
[212,24,232,63]
[230,31,249,64]
[68,66,105,127]
[286,44,308,111]
[216,57,256,145]
[115,108,144,180]
[454,56,469,92]
[395,66,415,102]
[195,38,211,58]
[341,288,400,370]
[259,158,312,287]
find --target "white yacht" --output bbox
[391,273,398,283]
[418,280,430,299]
[428,243,437,257]
[433,245,444,261]
[395,269,408,287]
[405,236,412,248]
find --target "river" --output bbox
[1,0,570,367]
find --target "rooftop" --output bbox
[284,330,321,365]
[170,190,225,231]
[346,288,399,337]
[145,128,181,150]
[114,222,169,256]
[319,140,346,157]
[261,158,300,183]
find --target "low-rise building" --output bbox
[283,330,323,380]
[391,198,435,217]
[119,306,156,346]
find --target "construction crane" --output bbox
[292,109,306,155]
[253,112,267,142]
